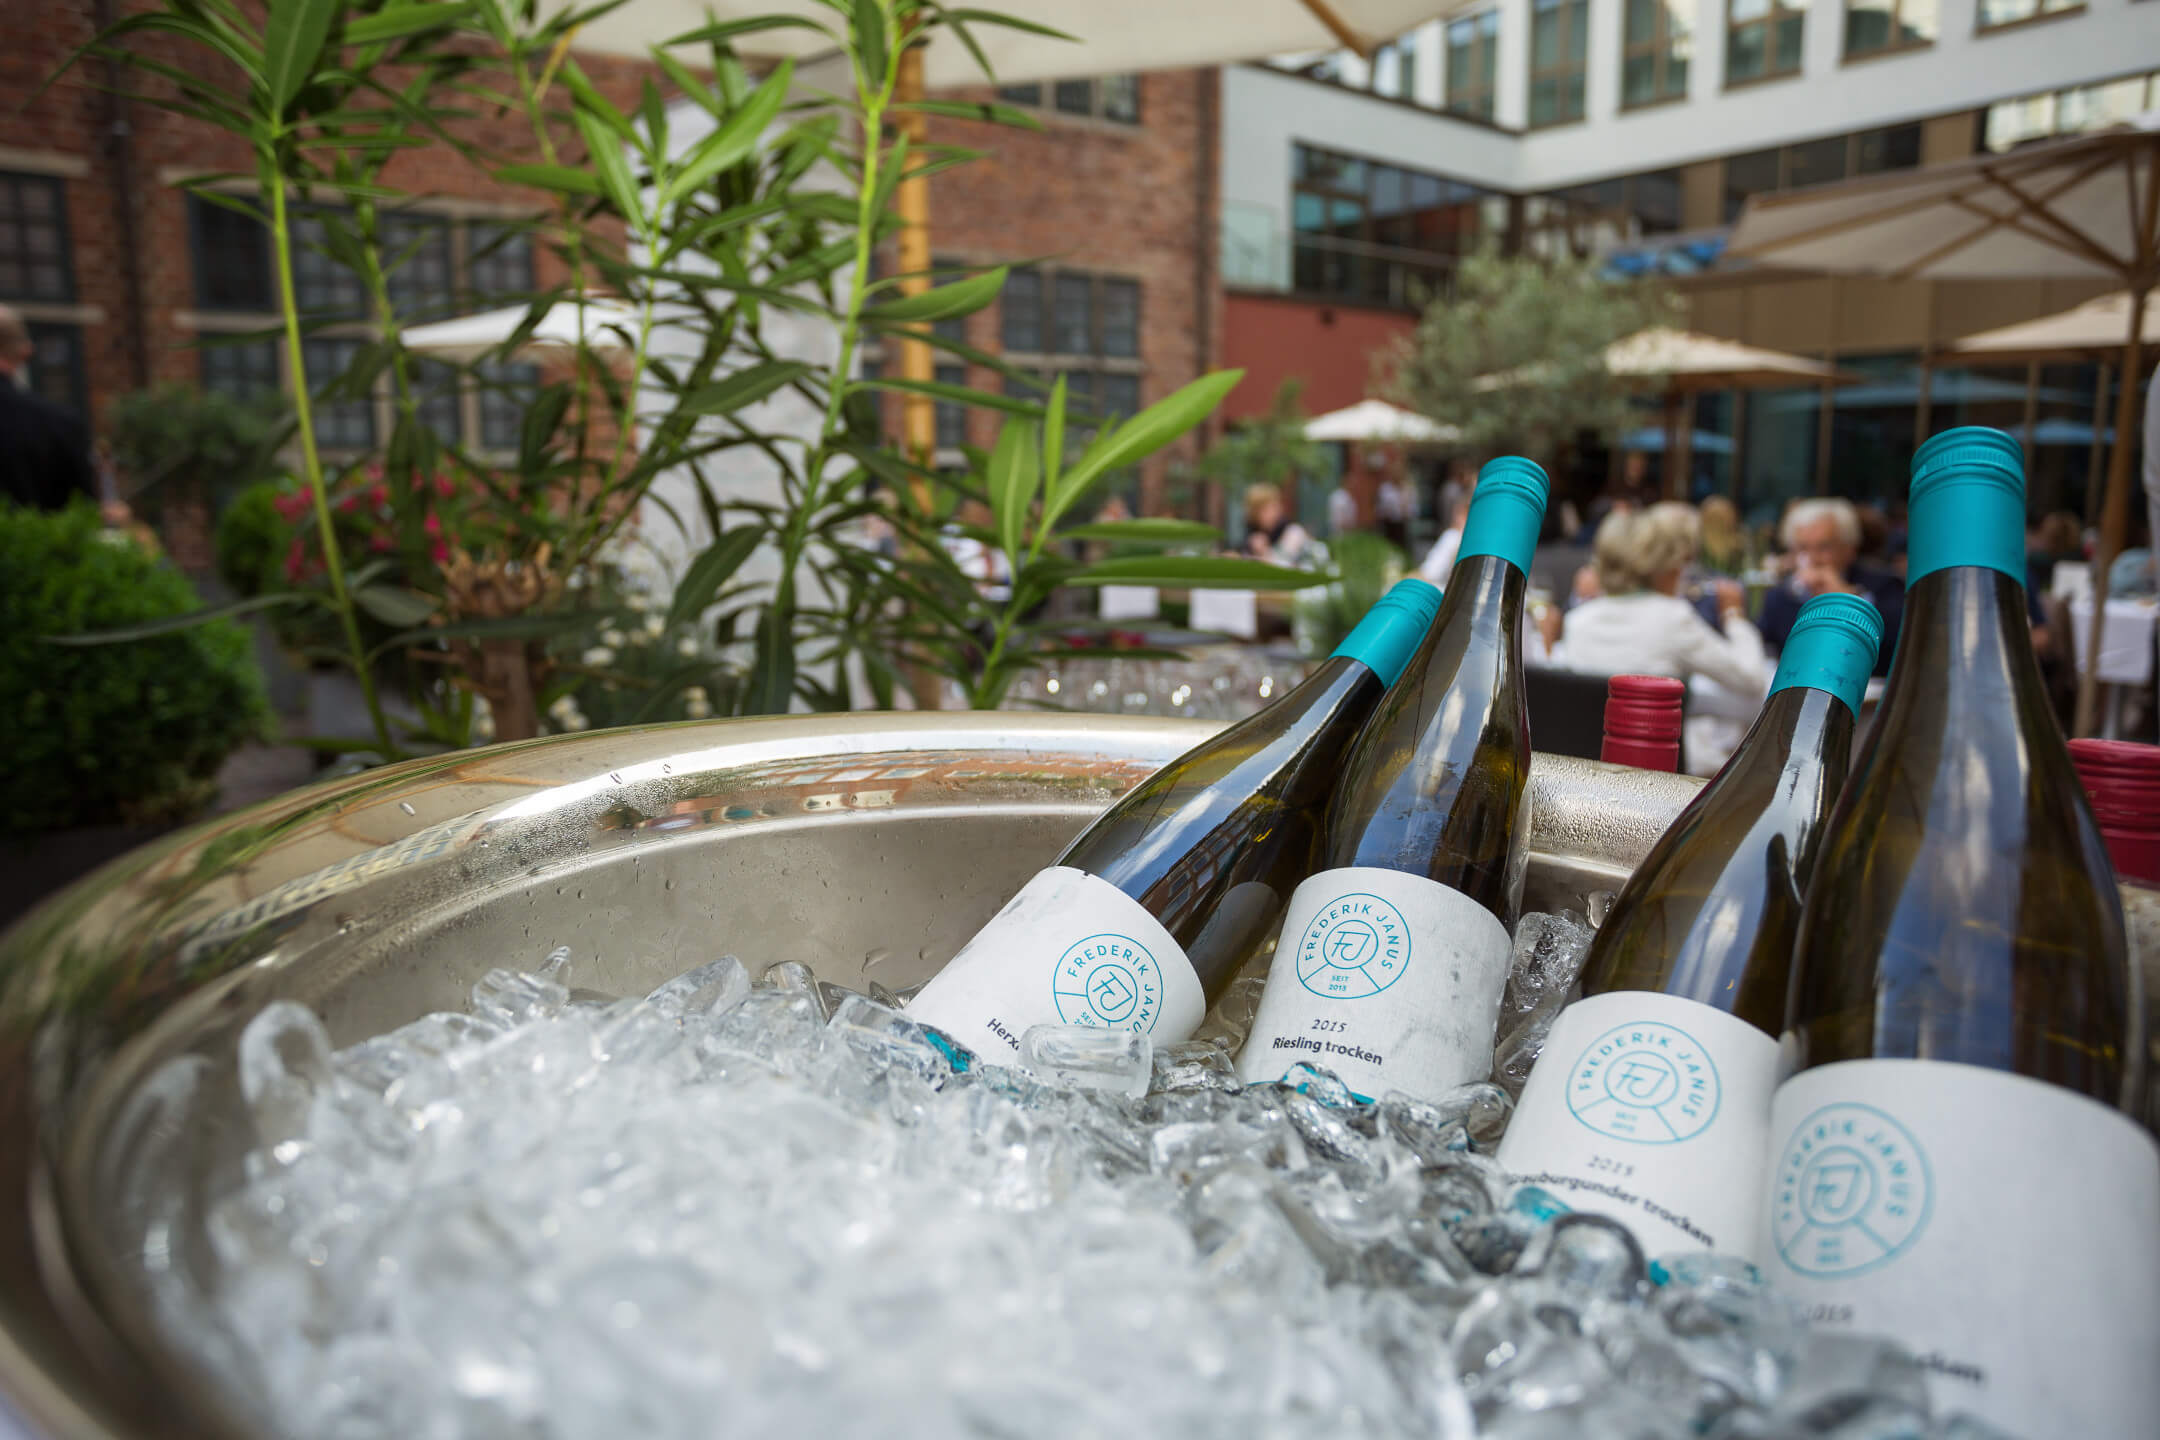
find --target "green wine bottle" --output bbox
[1763,428,2159,1438]
[1235,457,1548,1100]
[1496,593,1882,1258]
[908,579,1444,1060]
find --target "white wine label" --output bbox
[1762,1058,2160,1439]
[904,867,1206,1060]
[1234,866,1512,1100]
[1495,991,1779,1259]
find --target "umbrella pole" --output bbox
[2073,284,2148,738]
[1661,391,1684,499]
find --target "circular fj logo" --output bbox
[1565,1020,1722,1145]
[1050,934,1165,1033]
[1294,893,1411,1000]
[1770,1102,1932,1278]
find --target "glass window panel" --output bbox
[1978,0,2035,23]
[996,83,1042,106]
[412,358,463,439]
[2031,362,2100,519]
[1726,23,1766,80]
[1724,147,1781,221]
[1053,79,1093,115]
[1855,123,1922,174]
[302,336,376,450]
[478,361,540,452]
[383,215,455,320]
[1565,0,1590,61]
[1447,25,1473,89]
[191,195,274,311]
[1633,169,1684,231]
[1844,0,1894,53]
[934,363,967,449]
[1099,279,1139,358]
[1827,353,1921,505]
[1097,373,1140,421]
[1531,75,1560,126]
[1532,0,1560,68]
[1771,11,1804,69]
[1001,269,1043,352]
[468,224,534,303]
[1900,0,1938,42]
[1626,0,1658,45]
[27,323,85,416]
[1053,273,1092,354]
[1786,135,1849,190]
[1731,0,1770,22]
[1740,385,1820,526]
[1409,173,1445,209]
[0,174,72,302]
[2061,77,2151,134]
[1623,53,1658,106]
[291,212,365,318]
[201,336,280,401]
[1562,73,1586,122]
[1099,74,1140,123]
[1293,191,1328,233]
[1372,165,1408,216]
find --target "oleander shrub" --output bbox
[1,502,271,832]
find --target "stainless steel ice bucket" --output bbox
[0,712,2151,1440]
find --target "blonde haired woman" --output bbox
[1544,502,1769,774]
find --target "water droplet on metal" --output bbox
[610,772,624,786]
[863,947,893,971]
[397,801,417,816]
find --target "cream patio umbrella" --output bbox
[1942,289,2160,365]
[1305,398,1460,445]
[1604,328,1859,495]
[1727,116,2160,734]
[400,298,644,363]
[562,1,1456,464]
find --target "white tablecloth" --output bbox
[1097,585,1160,621]
[2069,598,2157,686]
[1188,588,1259,639]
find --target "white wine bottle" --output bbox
[1497,593,1882,1258]
[1235,457,1548,1100]
[908,580,1445,1061]
[1763,428,2159,1438]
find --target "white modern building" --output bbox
[1214,0,2160,520]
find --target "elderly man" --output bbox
[0,304,97,512]
[1760,498,1903,676]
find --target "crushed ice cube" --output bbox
[1018,1023,1152,1097]
[1492,910,1596,1097]
[127,949,2001,1440]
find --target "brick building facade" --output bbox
[6,4,1223,517]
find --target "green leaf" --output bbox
[1069,557,1328,590]
[985,418,1039,568]
[494,163,603,196]
[666,527,765,631]
[743,607,796,715]
[352,585,439,627]
[853,376,1042,416]
[1042,372,1067,497]
[932,9,1078,42]
[1058,518,1221,545]
[665,15,837,48]
[1046,370,1242,531]
[891,98,1043,130]
[872,266,1006,322]
[263,0,340,109]
[575,108,643,220]
[562,59,637,140]
[659,59,794,209]
[681,360,814,417]
[342,3,470,45]
[41,591,316,645]
[853,0,889,91]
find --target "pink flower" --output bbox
[431,539,450,565]
[370,484,389,509]
[424,512,442,536]
[434,474,456,499]
[369,533,394,553]
[366,462,385,481]
[273,492,309,523]
[337,492,360,513]
[283,537,306,583]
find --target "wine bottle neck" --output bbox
[1888,566,2043,710]
[1427,553,1524,651]
[1746,684,1851,772]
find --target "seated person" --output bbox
[1760,499,1902,675]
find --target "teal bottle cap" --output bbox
[1769,591,1883,717]
[1332,577,1443,687]
[1906,426,2027,585]
[1457,456,1551,575]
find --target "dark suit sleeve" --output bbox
[53,409,97,506]
[1757,586,1801,651]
